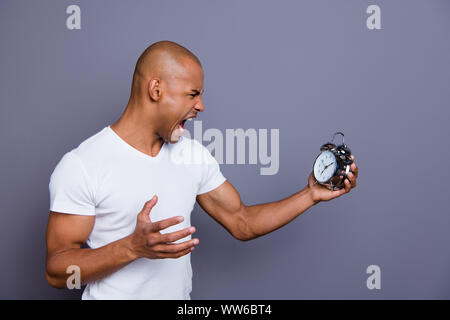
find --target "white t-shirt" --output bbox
[49,126,226,300]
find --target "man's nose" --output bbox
[194,98,205,113]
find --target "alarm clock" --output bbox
[313,132,353,191]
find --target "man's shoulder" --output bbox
[71,126,111,159]
[54,126,112,173]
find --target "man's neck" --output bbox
[110,104,164,157]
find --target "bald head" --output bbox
[131,41,201,92]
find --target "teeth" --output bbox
[187,118,193,121]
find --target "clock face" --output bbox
[313,150,337,183]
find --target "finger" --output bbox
[151,215,184,232]
[344,178,351,193]
[158,245,196,259]
[332,186,346,197]
[155,238,199,254]
[351,163,358,176]
[350,156,358,176]
[139,195,158,223]
[308,171,315,186]
[347,172,357,188]
[159,226,196,243]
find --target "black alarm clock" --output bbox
[313,132,353,191]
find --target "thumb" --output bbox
[308,172,316,187]
[139,195,158,223]
[328,187,346,200]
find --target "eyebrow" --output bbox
[188,89,203,96]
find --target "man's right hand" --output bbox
[129,195,199,259]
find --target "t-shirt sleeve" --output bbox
[49,152,96,215]
[196,141,227,195]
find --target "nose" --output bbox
[194,97,205,113]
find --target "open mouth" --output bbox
[179,117,195,129]
[174,117,193,136]
[171,116,196,141]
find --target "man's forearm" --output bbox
[46,235,137,289]
[242,185,317,240]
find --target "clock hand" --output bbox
[324,162,334,169]
[320,162,335,177]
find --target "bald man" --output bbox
[45,41,358,300]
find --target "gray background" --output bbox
[1,0,449,299]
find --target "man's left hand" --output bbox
[307,155,358,204]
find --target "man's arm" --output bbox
[196,156,358,241]
[45,212,135,288]
[45,196,198,288]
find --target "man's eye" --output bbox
[189,94,197,98]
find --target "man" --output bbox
[45,41,358,299]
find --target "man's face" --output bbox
[158,60,205,143]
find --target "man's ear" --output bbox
[148,78,161,101]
